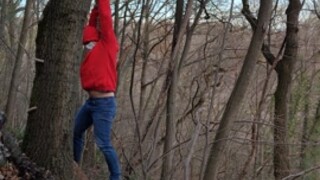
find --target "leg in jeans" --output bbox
[73,101,93,163]
[91,97,121,180]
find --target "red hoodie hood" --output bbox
[82,26,99,44]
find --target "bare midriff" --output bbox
[88,90,114,98]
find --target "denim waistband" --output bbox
[88,96,115,101]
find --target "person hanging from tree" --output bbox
[73,0,121,179]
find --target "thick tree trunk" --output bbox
[203,1,272,179]
[82,127,96,169]
[273,1,302,179]
[22,0,91,179]
[273,63,291,179]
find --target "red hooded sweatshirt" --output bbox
[80,0,119,92]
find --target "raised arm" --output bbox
[97,0,117,45]
[88,6,99,27]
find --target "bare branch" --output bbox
[313,0,320,19]
[242,0,276,65]
[282,165,320,180]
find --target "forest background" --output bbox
[0,0,320,179]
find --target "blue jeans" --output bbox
[73,97,121,180]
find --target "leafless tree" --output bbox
[242,0,303,179]
[5,0,34,127]
[203,0,273,179]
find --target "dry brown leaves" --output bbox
[0,163,19,180]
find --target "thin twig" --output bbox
[282,165,320,180]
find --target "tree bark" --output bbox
[242,0,302,178]
[203,1,272,179]
[82,127,96,169]
[299,93,309,170]
[113,0,120,36]
[161,0,193,179]
[273,1,302,179]
[22,0,91,179]
[5,0,33,127]
[0,0,9,109]
[0,0,8,41]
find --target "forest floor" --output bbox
[0,163,20,180]
[0,161,109,180]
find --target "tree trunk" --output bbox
[160,0,193,179]
[160,0,184,178]
[299,94,309,170]
[113,0,120,36]
[0,0,9,110]
[0,0,8,42]
[8,0,17,52]
[22,0,91,179]
[203,1,272,179]
[273,1,302,179]
[5,0,33,127]
[82,127,96,169]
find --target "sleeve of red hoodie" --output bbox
[98,0,118,49]
[88,6,99,27]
